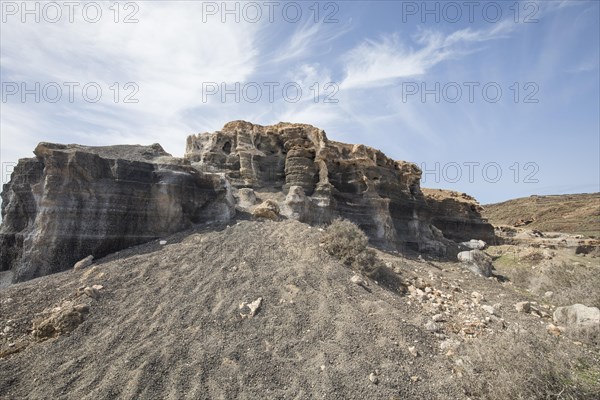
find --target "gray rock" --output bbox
[515,301,531,313]
[424,321,441,332]
[280,186,310,221]
[460,239,487,250]
[553,304,600,329]
[457,250,493,277]
[73,255,93,271]
[369,373,379,384]
[1,142,234,282]
[481,305,495,315]
[236,188,257,209]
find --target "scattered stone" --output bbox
[481,305,495,315]
[350,274,368,288]
[515,301,531,313]
[239,297,263,319]
[369,373,379,384]
[31,301,90,340]
[252,200,280,220]
[424,321,440,332]
[73,255,93,271]
[471,292,484,304]
[408,346,419,357]
[547,324,564,336]
[432,313,445,322]
[544,291,553,299]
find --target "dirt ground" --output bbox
[1,219,599,399]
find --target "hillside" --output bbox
[1,219,599,399]
[482,193,600,237]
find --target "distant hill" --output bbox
[482,193,600,237]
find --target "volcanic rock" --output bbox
[0,143,234,282]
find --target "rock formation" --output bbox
[0,143,234,282]
[186,121,493,253]
[1,121,495,282]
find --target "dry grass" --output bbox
[458,328,600,399]
[483,193,600,238]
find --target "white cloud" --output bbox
[340,22,515,90]
[0,1,263,161]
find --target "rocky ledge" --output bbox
[1,121,494,283]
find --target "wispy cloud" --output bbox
[340,21,515,89]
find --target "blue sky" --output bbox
[1,0,598,204]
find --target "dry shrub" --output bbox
[458,329,600,399]
[320,219,379,273]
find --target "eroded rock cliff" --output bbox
[185,121,492,253]
[1,121,494,282]
[1,143,234,282]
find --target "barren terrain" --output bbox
[1,219,599,399]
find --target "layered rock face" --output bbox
[1,121,494,283]
[185,121,492,253]
[422,189,496,243]
[1,143,234,282]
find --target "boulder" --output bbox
[236,188,257,209]
[252,200,280,220]
[73,255,93,271]
[460,239,487,250]
[515,301,531,313]
[280,185,310,221]
[457,250,493,277]
[553,304,600,329]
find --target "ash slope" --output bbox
[0,220,463,400]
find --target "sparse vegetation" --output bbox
[458,329,600,399]
[320,219,380,273]
[491,246,600,309]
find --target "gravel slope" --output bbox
[0,220,463,400]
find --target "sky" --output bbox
[0,0,599,204]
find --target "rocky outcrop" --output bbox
[185,121,469,254]
[422,189,495,243]
[1,143,234,282]
[1,121,495,282]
